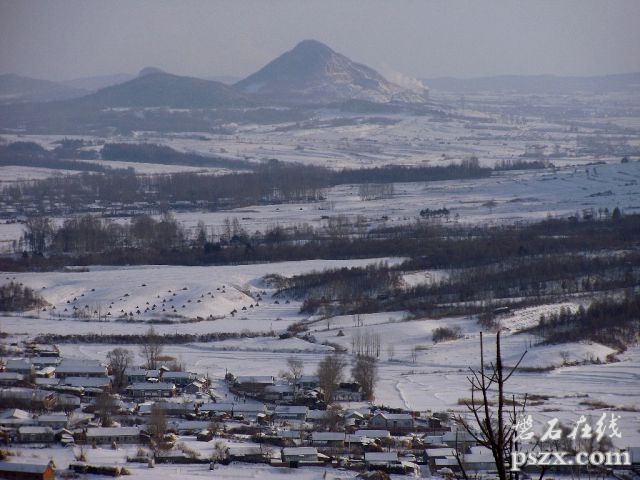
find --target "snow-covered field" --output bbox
[186,160,638,232]
[1,160,637,252]
[0,258,403,333]
[0,165,78,183]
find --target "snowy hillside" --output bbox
[236,40,426,104]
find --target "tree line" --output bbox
[532,293,640,350]
[0,141,109,173]
[0,281,47,311]
[101,142,254,170]
[3,210,637,274]
[275,249,639,318]
[1,155,492,216]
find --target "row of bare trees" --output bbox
[358,183,394,201]
[351,329,381,357]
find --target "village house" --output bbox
[28,357,59,370]
[311,431,345,447]
[354,429,391,440]
[281,446,319,464]
[460,446,497,472]
[172,420,210,435]
[199,402,267,420]
[442,429,477,447]
[183,381,204,395]
[34,367,56,379]
[17,426,55,444]
[432,456,460,471]
[124,367,148,384]
[233,375,275,394]
[138,400,195,417]
[0,409,33,429]
[306,409,328,424]
[160,371,196,388]
[274,405,308,422]
[61,376,111,393]
[333,383,363,402]
[0,388,56,410]
[34,378,59,388]
[35,414,69,430]
[432,450,496,473]
[296,375,319,390]
[345,434,369,447]
[0,461,56,480]
[55,359,106,379]
[0,372,25,387]
[228,444,280,463]
[125,382,176,399]
[57,393,81,410]
[276,429,302,442]
[4,359,34,376]
[411,415,436,432]
[144,369,162,380]
[25,343,59,358]
[425,447,457,468]
[85,426,140,445]
[369,412,414,433]
[365,451,400,469]
[344,410,366,428]
[263,383,294,402]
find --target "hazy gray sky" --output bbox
[1,0,639,81]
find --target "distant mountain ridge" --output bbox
[423,72,640,93]
[0,74,87,104]
[0,40,432,109]
[235,39,426,104]
[72,72,252,108]
[62,73,135,92]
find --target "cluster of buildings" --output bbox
[1,342,639,478]
[230,374,364,405]
[0,343,207,401]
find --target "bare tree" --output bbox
[95,392,118,427]
[211,440,228,465]
[106,347,132,392]
[456,331,526,480]
[283,357,304,399]
[351,329,381,357]
[141,327,163,369]
[387,343,395,361]
[148,403,168,451]
[358,183,394,201]
[317,353,346,403]
[23,216,53,254]
[320,403,344,431]
[351,355,378,401]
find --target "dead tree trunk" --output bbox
[456,331,526,480]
